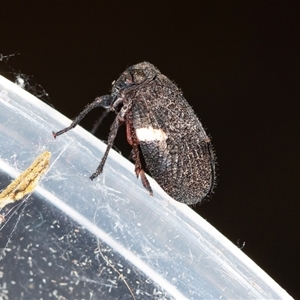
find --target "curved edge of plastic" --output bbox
[0,74,293,299]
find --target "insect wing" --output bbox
[131,76,215,205]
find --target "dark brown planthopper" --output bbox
[53,62,216,205]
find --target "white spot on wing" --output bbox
[136,127,167,142]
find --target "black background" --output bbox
[1,2,299,298]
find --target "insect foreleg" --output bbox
[53,95,113,138]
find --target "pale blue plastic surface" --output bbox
[0,75,293,299]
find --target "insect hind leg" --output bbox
[126,113,153,195]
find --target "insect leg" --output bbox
[126,112,153,195]
[132,141,153,196]
[52,95,113,138]
[90,116,123,180]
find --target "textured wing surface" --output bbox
[131,74,215,205]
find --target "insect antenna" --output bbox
[90,108,110,135]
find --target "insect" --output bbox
[53,62,216,205]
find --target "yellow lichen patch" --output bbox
[0,151,51,209]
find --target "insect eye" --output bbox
[131,69,146,84]
[119,71,133,86]
[125,75,133,85]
